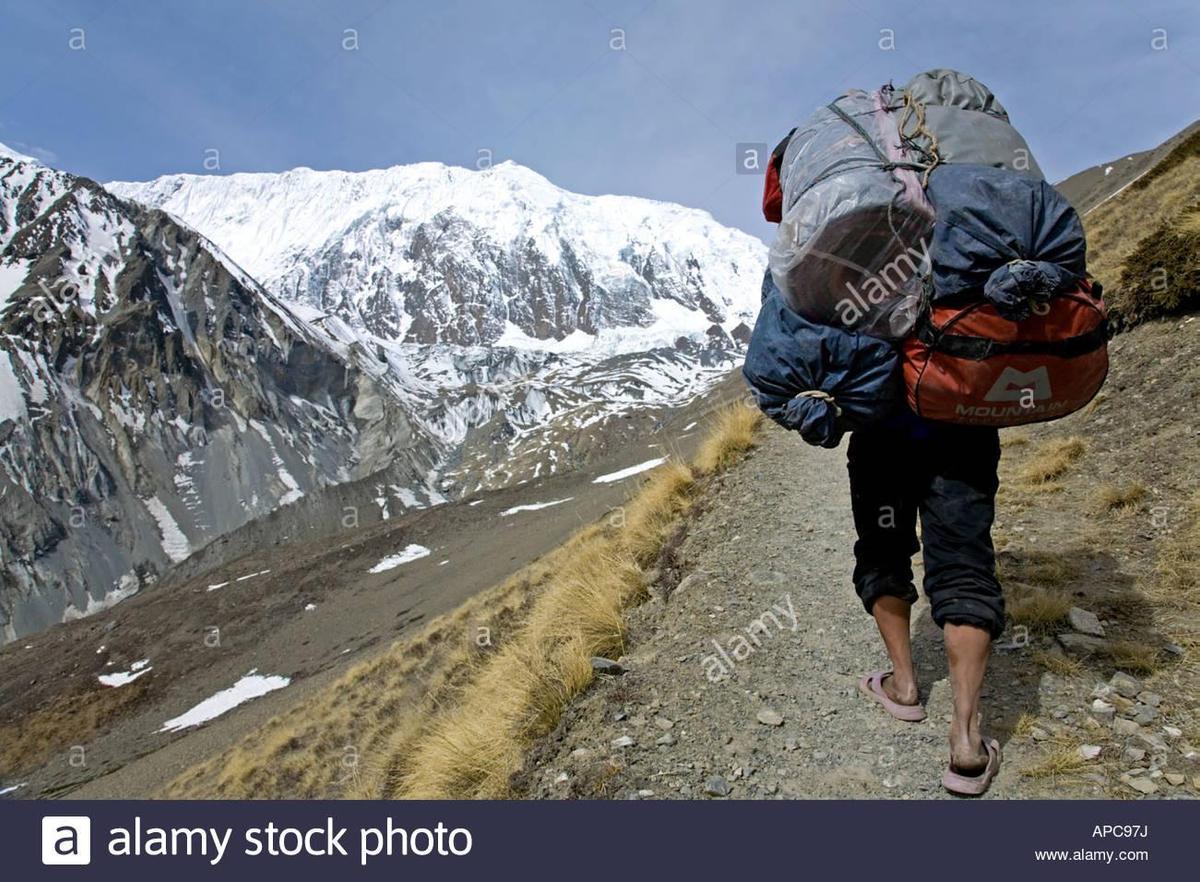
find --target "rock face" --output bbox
[0,153,424,640]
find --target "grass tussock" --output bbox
[1020,738,1093,781]
[693,404,762,475]
[1082,134,1200,325]
[998,550,1081,633]
[1014,437,1086,486]
[1103,640,1161,676]
[1006,584,1073,632]
[1095,482,1148,512]
[165,404,761,800]
[0,680,148,779]
[1032,650,1083,678]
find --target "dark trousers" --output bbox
[846,422,1005,638]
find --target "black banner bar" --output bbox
[3,799,1195,880]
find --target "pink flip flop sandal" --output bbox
[942,738,1002,796]
[857,671,926,722]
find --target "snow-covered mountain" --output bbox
[108,161,764,350]
[0,149,428,640]
[110,161,768,493]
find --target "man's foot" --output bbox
[949,712,988,773]
[880,671,919,707]
[943,738,1001,796]
[858,671,926,721]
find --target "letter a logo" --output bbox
[984,366,1052,402]
[42,817,91,865]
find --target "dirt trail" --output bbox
[519,422,1182,800]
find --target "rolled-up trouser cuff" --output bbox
[931,596,1006,640]
[856,571,919,615]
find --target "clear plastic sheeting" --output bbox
[768,89,934,340]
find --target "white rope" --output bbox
[794,389,843,419]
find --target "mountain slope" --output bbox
[108,160,767,494]
[1075,119,1200,327]
[107,162,764,349]
[1057,120,1200,216]
[0,150,423,640]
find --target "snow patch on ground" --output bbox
[499,497,574,517]
[158,671,291,733]
[368,544,432,573]
[98,659,151,687]
[0,351,26,422]
[593,457,667,484]
[143,496,190,563]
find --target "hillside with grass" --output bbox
[149,403,761,799]
[1079,122,1200,328]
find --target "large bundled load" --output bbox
[748,69,1108,440]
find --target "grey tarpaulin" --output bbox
[900,69,1044,178]
[767,88,934,340]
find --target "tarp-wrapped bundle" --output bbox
[900,69,1044,178]
[768,88,935,340]
[743,273,900,449]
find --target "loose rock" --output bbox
[1067,606,1105,637]
[1110,671,1142,699]
[1113,718,1141,736]
[1122,776,1158,795]
[591,657,626,676]
[756,708,785,727]
[704,776,731,797]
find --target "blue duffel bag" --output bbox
[743,272,901,448]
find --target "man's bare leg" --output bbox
[871,595,919,705]
[945,622,991,772]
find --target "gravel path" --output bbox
[519,424,1128,799]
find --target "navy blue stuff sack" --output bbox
[926,164,1086,320]
[743,274,901,448]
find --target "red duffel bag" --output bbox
[902,282,1108,427]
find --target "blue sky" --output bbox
[1,0,1197,239]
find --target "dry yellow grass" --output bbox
[382,408,759,799]
[1103,640,1160,675]
[1032,650,1083,678]
[1083,152,1200,291]
[1014,437,1086,485]
[693,402,762,475]
[161,404,762,800]
[1006,585,1072,632]
[999,431,1029,449]
[0,680,148,779]
[1019,739,1092,781]
[1095,482,1147,512]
